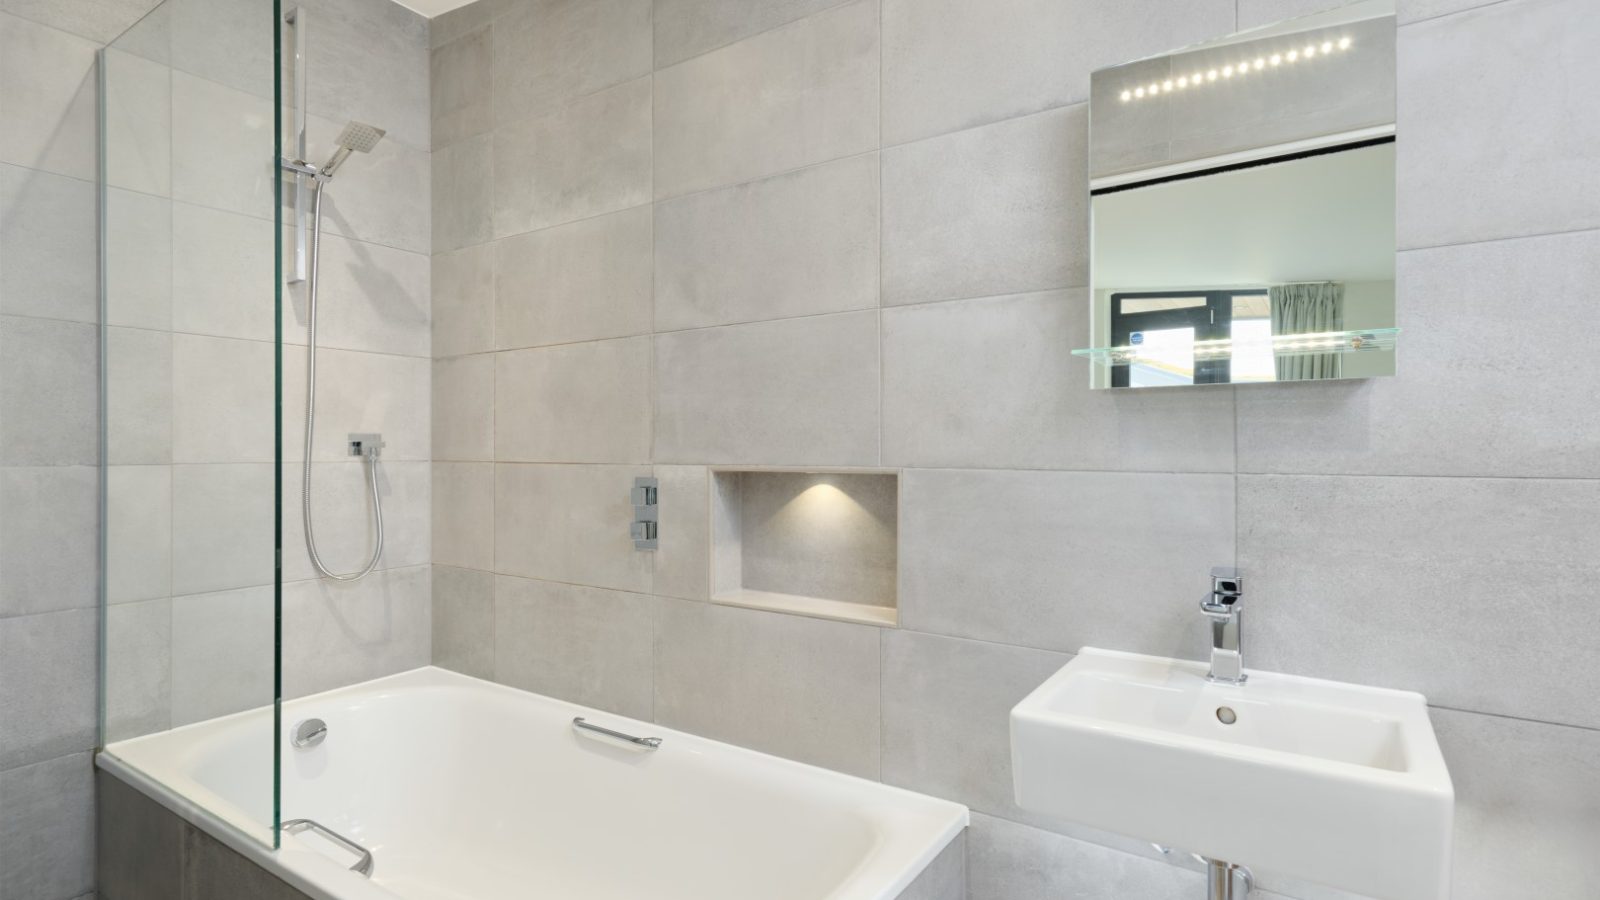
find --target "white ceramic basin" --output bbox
[1011,648,1453,900]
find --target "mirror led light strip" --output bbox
[1120,36,1353,102]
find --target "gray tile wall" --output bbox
[417,0,1600,898]
[425,0,1600,890]
[0,8,119,897]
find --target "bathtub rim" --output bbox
[98,666,970,900]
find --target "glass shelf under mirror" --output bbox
[1073,327,1399,386]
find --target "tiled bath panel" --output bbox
[429,0,1600,897]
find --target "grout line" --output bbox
[1430,703,1600,735]
[1399,222,1600,255]
[1398,0,1516,27]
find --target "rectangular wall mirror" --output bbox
[1082,0,1397,389]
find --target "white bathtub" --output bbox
[99,667,967,900]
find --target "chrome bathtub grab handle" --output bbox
[572,716,662,749]
[281,818,374,877]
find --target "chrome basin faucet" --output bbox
[1200,567,1246,684]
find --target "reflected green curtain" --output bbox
[1270,282,1344,381]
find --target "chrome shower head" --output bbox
[318,121,386,179]
[335,121,385,154]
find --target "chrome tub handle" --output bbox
[573,716,662,749]
[282,818,374,876]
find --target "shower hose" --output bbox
[301,181,384,582]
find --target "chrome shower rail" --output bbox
[281,818,374,876]
[572,717,663,749]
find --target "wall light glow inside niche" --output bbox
[783,481,872,527]
[1120,36,1352,102]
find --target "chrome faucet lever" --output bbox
[1200,567,1246,685]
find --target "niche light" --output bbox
[1118,37,1353,101]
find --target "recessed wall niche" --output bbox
[710,469,899,627]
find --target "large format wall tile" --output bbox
[653,0,878,198]
[106,327,173,465]
[654,311,879,465]
[0,467,97,616]
[170,71,276,221]
[493,575,655,719]
[882,630,1069,824]
[654,0,846,67]
[172,334,274,464]
[104,187,173,331]
[0,609,96,769]
[881,0,1233,146]
[430,0,495,48]
[883,291,1236,472]
[492,0,651,125]
[432,565,493,679]
[0,164,98,323]
[494,337,653,463]
[0,13,98,180]
[899,468,1235,656]
[433,462,493,571]
[1,0,160,43]
[493,77,652,237]
[654,154,879,331]
[1434,708,1600,899]
[301,0,430,153]
[102,44,171,197]
[168,0,275,101]
[284,234,431,359]
[105,597,172,742]
[433,132,494,253]
[494,463,654,594]
[282,347,431,462]
[1239,228,1600,479]
[1239,474,1600,730]
[652,465,710,602]
[433,354,494,461]
[431,23,492,149]
[496,205,653,349]
[0,316,98,466]
[0,752,95,900]
[432,242,496,357]
[654,597,881,778]
[172,203,276,341]
[171,464,275,596]
[967,812,1201,900]
[106,466,172,604]
[1397,0,1600,248]
[170,585,276,726]
[282,460,432,583]
[1397,0,1501,22]
[882,106,1087,306]
[281,565,432,699]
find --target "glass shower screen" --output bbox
[99,0,284,847]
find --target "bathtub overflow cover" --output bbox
[293,718,328,749]
[1216,707,1237,725]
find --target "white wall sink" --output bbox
[1011,648,1453,900]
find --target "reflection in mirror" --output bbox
[1081,0,1397,389]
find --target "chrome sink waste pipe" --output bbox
[281,121,389,582]
[1206,858,1252,899]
